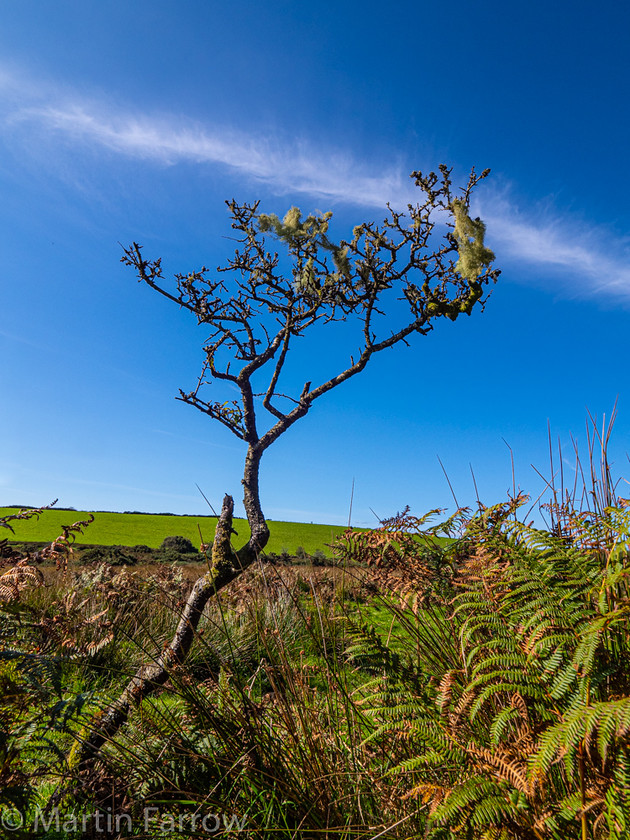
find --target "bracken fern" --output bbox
[336,453,630,838]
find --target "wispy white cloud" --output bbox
[2,67,630,301]
[5,85,413,207]
[477,194,630,301]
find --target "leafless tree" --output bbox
[77,164,499,769]
[125,165,497,558]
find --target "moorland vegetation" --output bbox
[2,414,630,839]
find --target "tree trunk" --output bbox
[242,443,269,557]
[76,480,269,775]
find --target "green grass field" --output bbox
[0,506,355,555]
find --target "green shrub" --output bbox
[311,548,328,566]
[154,535,200,563]
[159,535,198,554]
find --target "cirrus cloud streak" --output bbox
[2,70,629,303]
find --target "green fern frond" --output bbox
[531,698,630,783]
[549,664,579,699]
[432,776,509,825]
[470,653,530,680]
[489,707,520,746]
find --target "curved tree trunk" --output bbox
[76,471,269,775]
[242,443,269,556]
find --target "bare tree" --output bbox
[77,165,498,769]
[125,165,497,555]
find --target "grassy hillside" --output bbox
[0,506,353,555]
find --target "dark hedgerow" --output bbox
[78,545,139,566]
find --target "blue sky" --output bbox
[1,0,629,527]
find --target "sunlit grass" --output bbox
[0,506,356,554]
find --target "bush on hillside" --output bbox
[311,548,329,566]
[159,535,198,555]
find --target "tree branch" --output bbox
[76,494,258,774]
